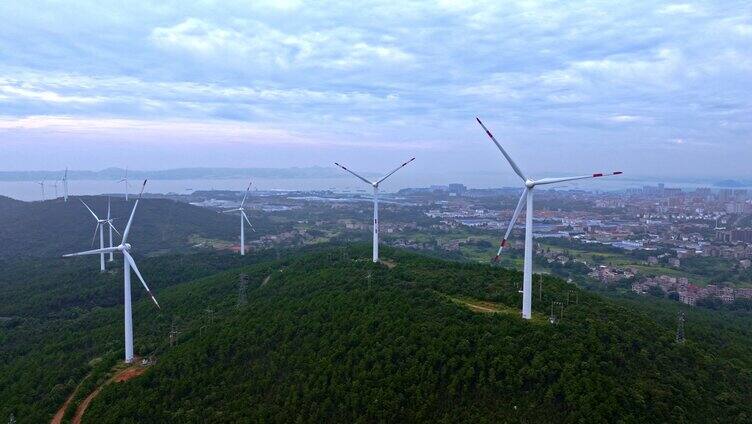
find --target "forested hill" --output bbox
[0,195,23,213]
[0,196,280,260]
[21,246,747,423]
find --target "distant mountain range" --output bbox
[0,167,344,181]
[714,179,750,188]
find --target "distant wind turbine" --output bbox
[37,179,45,200]
[63,181,159,363]
[334,158,415,263]
[221,180,255,255]
[476,117,622,319]
[62,168,69,202]
[80,198,121,272]
[118,167,130,201]
[106,198,117,262]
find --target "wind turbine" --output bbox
[119,167,130,201]
[63,180,159,363]
[106,198,118,262]
[62,167,69,202]
[52,181,59,198]
[221,180,255,255]
[37,179,45,200]
[476,117,621,319]
[334,158,415,263]
[80,198,121,272]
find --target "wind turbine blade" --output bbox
[221,208,242,213]
[334,162,372,185]
[63,246,120,257]
[107,197,111,220]
[242,211,256,232]
[534,171,623,186]
[108,221,122,236]
[376,157,415,185]
[476,117,527,181]
[494,188,528,261]
[80,199,100,221]
[122,180,147,244]
[90,223,100,248]
[240,180,252,208]
[123,251,160,309]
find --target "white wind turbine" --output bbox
[476,117,622,319]
[118,167,130,201]
[221,180,255,255]
[63,180,159,363]
[334,158,415,263]
[62,167,69,202]
[80,197,121,271]
[106,198,117,262]
[37,179,46,200]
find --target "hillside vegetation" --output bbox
[2,245,752,423]
[0,196,281,261]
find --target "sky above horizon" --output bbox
[0,0,750,185]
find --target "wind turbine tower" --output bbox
[119,167,130,201]
[80,198,120,271]
[221,180,255,255]
[334,158,415,263]
[62,168,69,202]
[476,117,621,319]
[63,181,159,363]
[107,198,116,262]
[37,179,45,200]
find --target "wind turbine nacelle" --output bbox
[525,179,535,189]
[123,243,132,250]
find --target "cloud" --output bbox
[0,85,104,104]
[0,115,431,151]
[150,18,414,70]
[0,0,750,176]
[608,115,648,123]
[658,4,700,15]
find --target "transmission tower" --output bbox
[549,300,564,324]
[169,320,181,347]
[237,273,249,309]
[200,308,215,335]
[676,311,685,343]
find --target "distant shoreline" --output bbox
[0,167,348,181]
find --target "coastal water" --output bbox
[0,174,744,202]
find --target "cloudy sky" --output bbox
[0,0,750,184]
